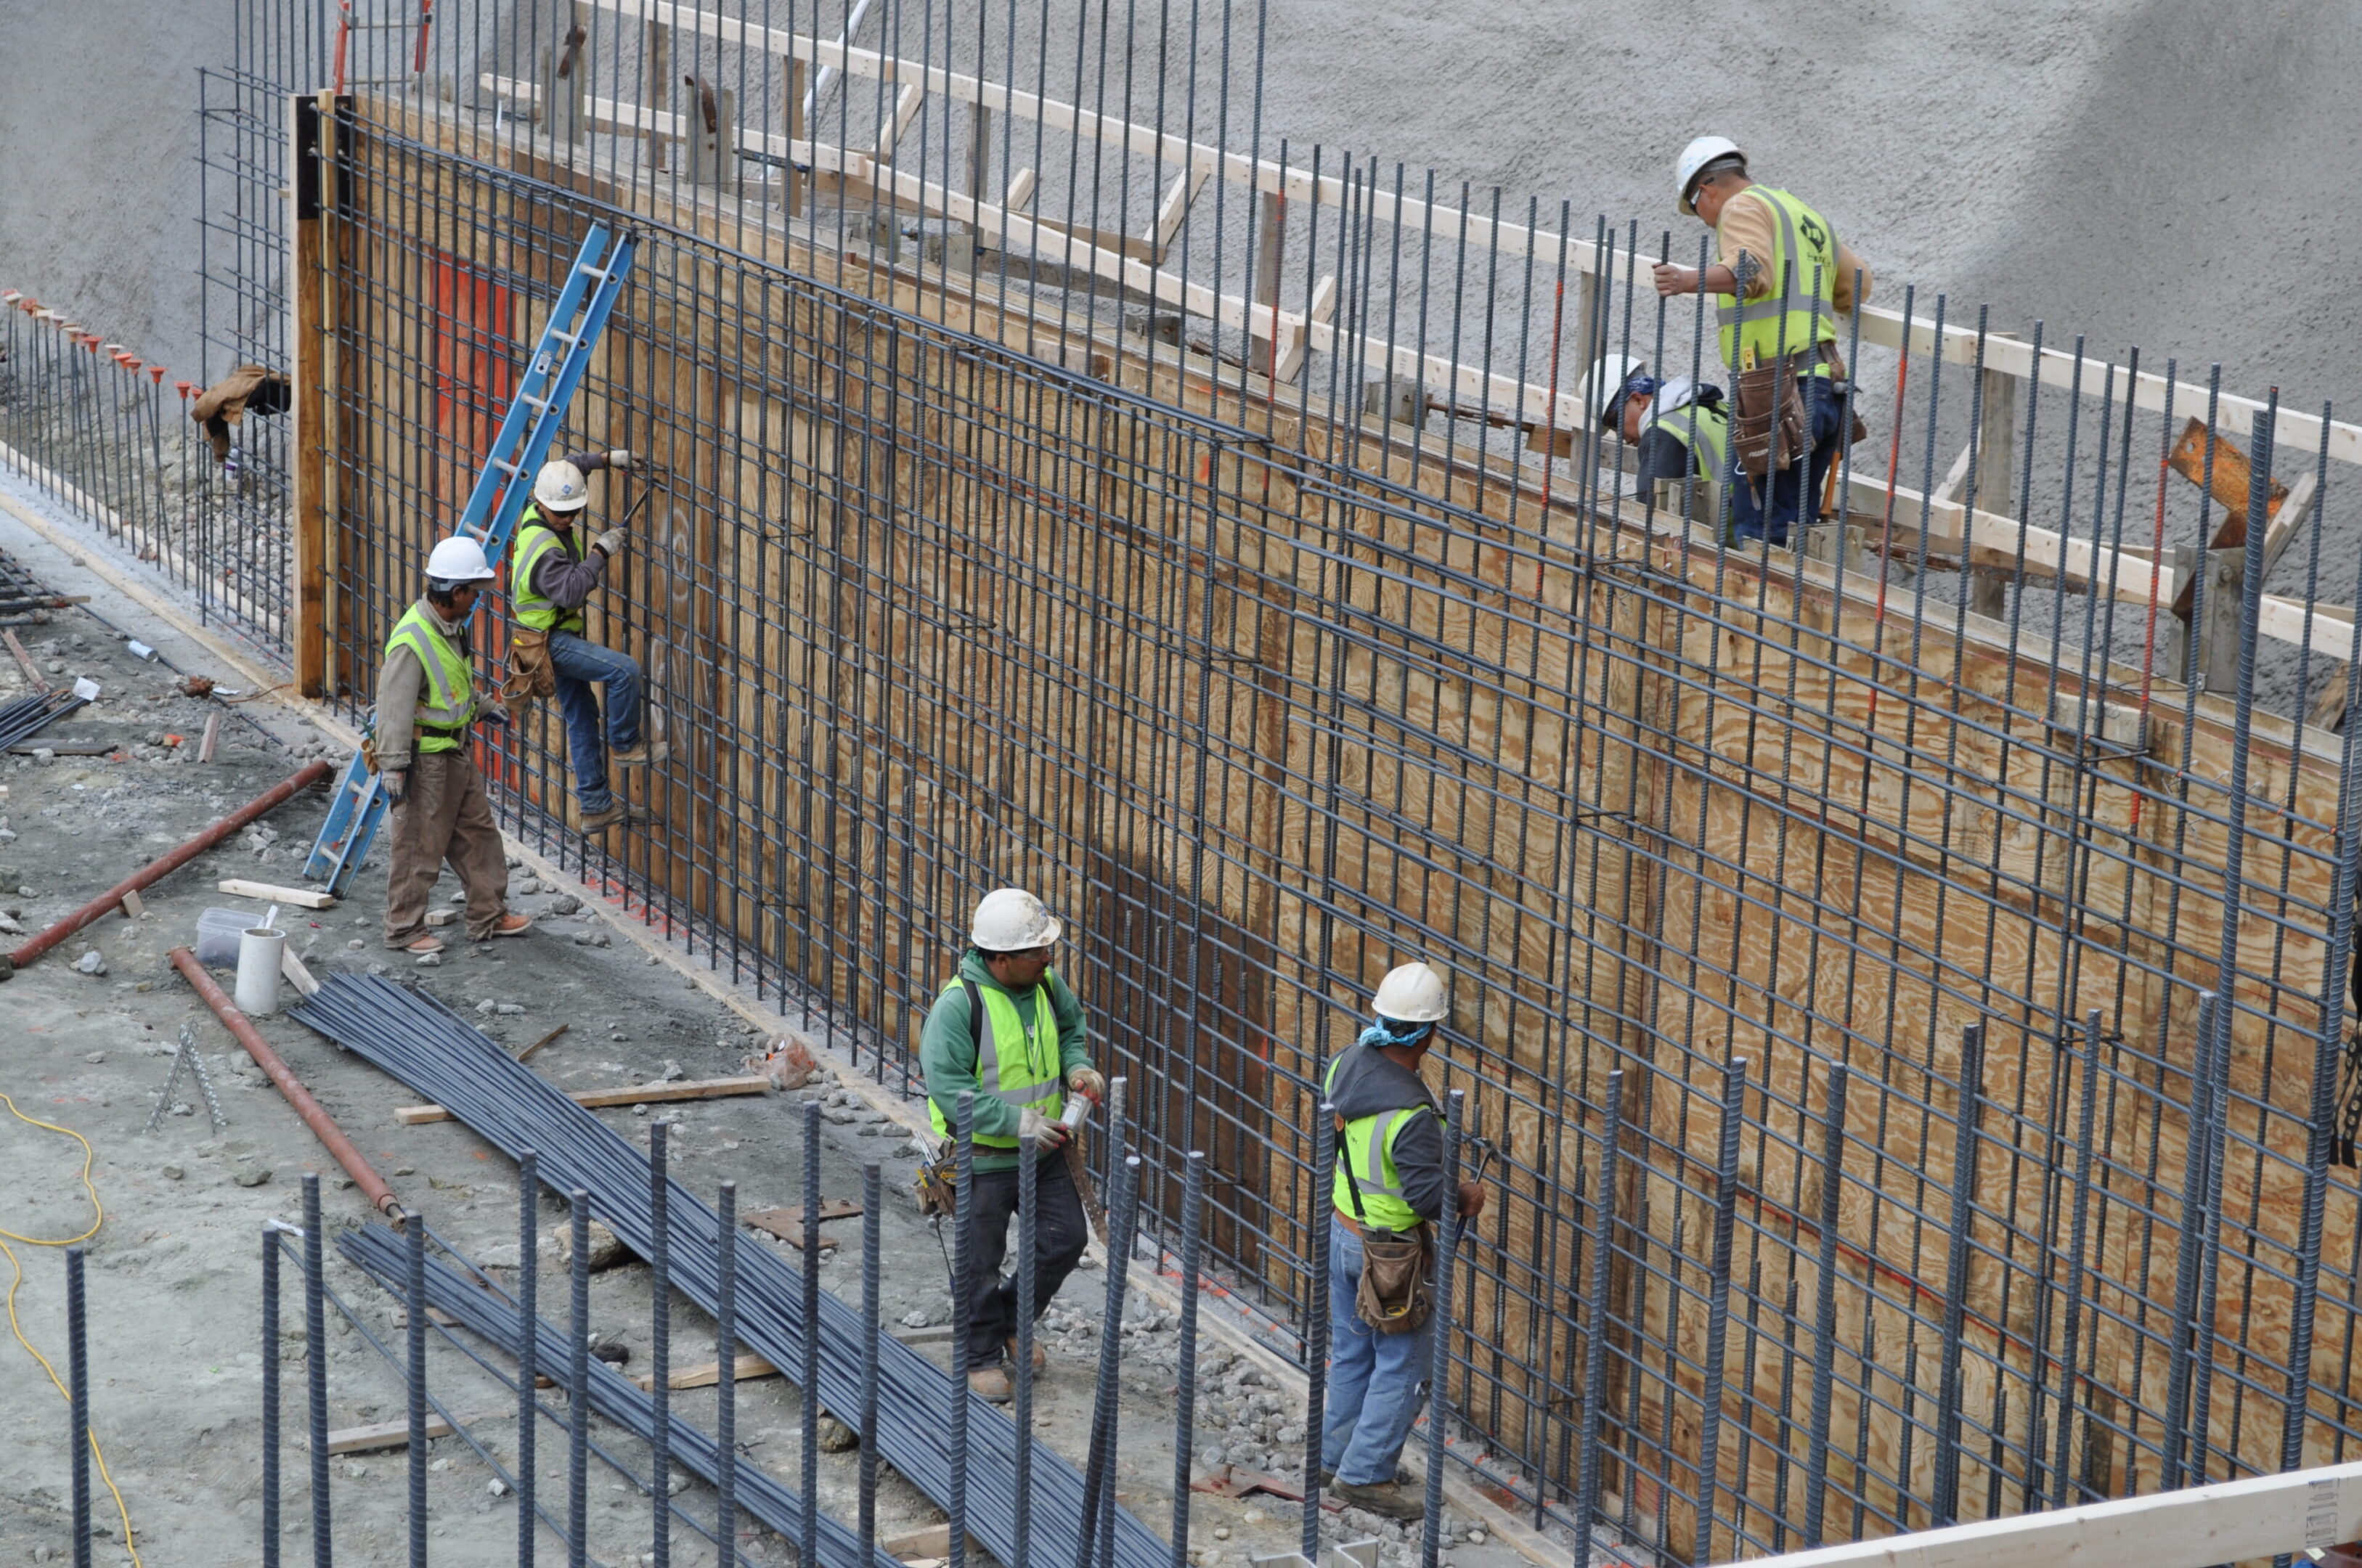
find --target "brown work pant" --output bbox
[382,750,510,947]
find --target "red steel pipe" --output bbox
[168,944,407,1220]
[1,759,331,977]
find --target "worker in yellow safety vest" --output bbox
[375,536,532,955]
[920,889,1106,1402]
[510,453,669,834]
[1319,963,1486,1523]
[1584,353,1732,509]
[1652,137,1873,547]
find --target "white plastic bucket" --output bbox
[235,926,286,1016]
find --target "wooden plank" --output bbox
[218,878,338,909]
[2260,468,2320,579]
[873,81,925,162]
[118,889,144,919]
[396,1074,771,1125]
[280,944,320,1000]
[289,93,329,699]
[324,1410,487,1454]
[741,1199,863,1250]
[635,1350,779,1392]
[1725,1457,2362,1568]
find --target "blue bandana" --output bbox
[1603,372,1661,431]
[1356,1016,1435,1051]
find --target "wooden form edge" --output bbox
[1722,1456,2362,1568]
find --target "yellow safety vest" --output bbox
[1325,1051,1430,1233]
[510,507,588,635]
[1713,187,1842,374]
[383,601,478,754]
[1645,401,1732,483]
[927,971,1067,1148]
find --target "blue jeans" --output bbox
[1322,1216,1430,1487]
[546,631,646,814]
[1729,374,1846,547]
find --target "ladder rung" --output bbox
[492,458,519,474]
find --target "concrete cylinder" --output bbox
[235,926,285,1017]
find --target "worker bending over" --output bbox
[1321,963,1485,1522]
[1653,137,1871,547]
[921,889,1106,1402]
[1587,354,1731,506]
[511,452,668,834]
[377,536,531,956]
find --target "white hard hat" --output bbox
[1370,963,1449,1025]
[425,534,497,583]
[972,888,1062,952]
[1676,135,1747,216]
[532,459,591,513]
[1579,354,1648,429]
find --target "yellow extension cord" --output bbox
[1,1091,143,1567]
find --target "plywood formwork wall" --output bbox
[314,102,2362,1553]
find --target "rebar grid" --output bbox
[282,95,2362,1564]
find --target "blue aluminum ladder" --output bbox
[304,224,638,897]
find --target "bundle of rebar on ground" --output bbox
[291,974,1173,1568]
[338,1222,905,1568]
[0,687,86,751]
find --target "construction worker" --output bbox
[1653,137,1872,547]
[1320,963,1484,1522]
[377,536,531,956]
[919,889,1105,1402]
[511,452,669,833]
[1586,354,1731,505]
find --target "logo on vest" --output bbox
[1799,214,1829,258]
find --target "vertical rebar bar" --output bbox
[648,1127,669,1568]
[859,1161,883,1562]
[1303,1104,1335,1559]
[516,1151,538,1568]
[2162,992,2218,1489]
[304,1172,331,1568]
[1932,1025,1987,1526]
[1801,1063,1849,1545]
[1014,1129,1040,1568]
[567,1189,590,1568]
[1097,1157,1144,1568]
[1573,1070,1624,1568]
[264,1224,282,1568]
[949,1091,974,1568]
[1693,1059,1748,1565]
[799,1101,820,1568]
[2050,1011,2103,1508]
[1170,1150,1207,1568]
[1422,1090,1465,1568]
[717,1179,740,1568]
[68,1246,90,1568]
[1078,1152,1132,1568]
[406,1213,428,1568]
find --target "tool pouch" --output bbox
[1732,359,1812,480]
[914,1139,961,1218]
[503,626,558,707]
[1355,1223,1434,1335]
[361,732,381,774]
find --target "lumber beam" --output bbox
[218,878,338,909]
[396,1074,770,1125]
[1720,1457,2362,1568]
[637,1351,778,1392]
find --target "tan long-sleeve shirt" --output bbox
[1714,187,1872,314]
[374,599,476,773]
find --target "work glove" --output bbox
[592,528,627,558]
[478,703,511,727]
[381,769,408,805]
[1018,1106,1072,1153]
[606,449,635,472]
[1065,1066,1107,1103]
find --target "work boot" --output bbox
[1006,1335,1048,1373]
[486,914,533,939]
[1330,1479,1424,1522]
[579,801,653,833]
[968,1363,1014,1402]
[611,740,672,767]
[402,934,445,957]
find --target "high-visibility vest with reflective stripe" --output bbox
[1645,401,1732,485]
[1325,1051,1430,1233]
[928,971,1067,1148]
[383,602,477,754]
[510,507,587,635]
[1713,187,1842,374]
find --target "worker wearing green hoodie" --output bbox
[920,888,1105,1401]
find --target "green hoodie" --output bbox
[919,949,1093,1172]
